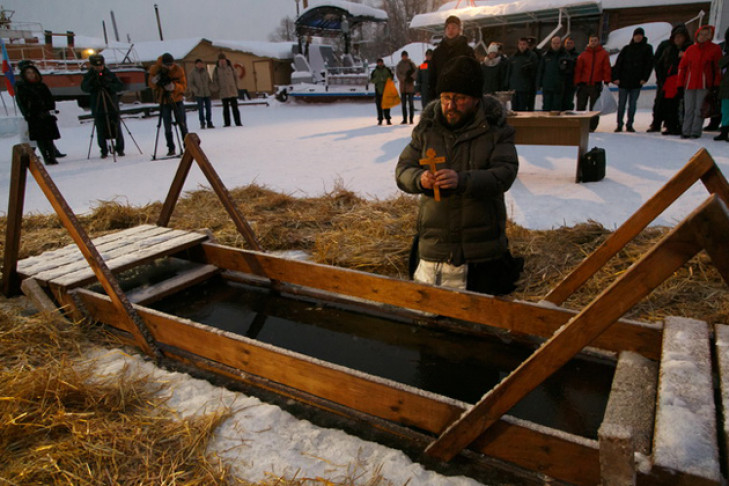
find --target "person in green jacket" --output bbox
[370,58,393,125]
[395,56,522,295]
[81,54,125,158]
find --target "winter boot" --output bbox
[714,126,729,141]
[38,141,58,165]
[53,143,66,158]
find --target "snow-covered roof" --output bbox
[212,40,295,60]
[412,0,707,31]
[301,0,388,21]
[132,38,207,63]
[411,0,601,31]
[604,22,673,53]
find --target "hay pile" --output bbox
[0,305,235,484]
[1,182,727,325]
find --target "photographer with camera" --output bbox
[16,60,64,166]
[149,52,188,157]
[81,54,125,159]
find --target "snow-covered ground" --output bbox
[2,96,729,485]
[1,97,727,231]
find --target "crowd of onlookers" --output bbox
[386,15,729,139]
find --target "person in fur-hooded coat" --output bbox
[16,62,62,165]
[396,56,521,296]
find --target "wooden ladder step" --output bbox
[651,316,721,485]
[126,263,220,306]
[598,350,658,486]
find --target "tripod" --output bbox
[152,89,187,160]
[86,86,142,161]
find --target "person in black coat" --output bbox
[560,36,579,110]
[481,42,507,95]
[427,15,476,102]
[16,61,62,165]
[415,49,433,110]
[612,27,654,131]
[506,37,539,111]
[537,36,568,111]
[655,24,692,135]
[81,54,125,158]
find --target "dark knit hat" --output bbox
[445,15,461,28]
[161,52,174,65]
[89,54,104,66]
[436,56,483,99]
[633,27,645,37]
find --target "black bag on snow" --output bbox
[579,147,606,182]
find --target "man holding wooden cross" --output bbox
[395,56,522,295]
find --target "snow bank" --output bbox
[86,346,486,486]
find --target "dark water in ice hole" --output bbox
[150,277,614,439]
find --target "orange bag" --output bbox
[381,78,401,109]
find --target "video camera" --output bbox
[156,71,173,89]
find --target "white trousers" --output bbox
[413,259,467,290]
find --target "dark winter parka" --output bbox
[506,49,538,92]
[416,60,432,103]
[719,27,729,100]
[15,65,60,142]
[612,36,655,89]
[81,66,124,116]
[537,47,568,92]
[657,24,692,98]
[561,47,579,88]
[428,35,476,100]
[395,96,518,265]
[396,58,418,94]
[481,56,508,94]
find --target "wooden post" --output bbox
[419,148,446,202]
[545,148,729,306]
[425,195,729,461]
[22,145,160,358]
[159,133,263,251]
[1,145,31,296]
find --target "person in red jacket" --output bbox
[574,34,612,131]
[677,25,722,138]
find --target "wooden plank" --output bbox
[72,287,601,486]
[157,147,195,226]
[184,133,262,252]
[650,317,720,486]
[1,144,31,296]
[47,231,208,289]
[126,263,220,305]
[20,226,176,279]
[545,148,724,305]
[691,197,729,285]
[598,351,658,486]
[20,278,66,319]
[424,196,714,462]
[24,150,159,357]
[200,242,663,360]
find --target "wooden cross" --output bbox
[419,148,446,202]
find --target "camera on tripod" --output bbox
[156,72,173,89]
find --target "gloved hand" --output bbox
[164,83,175,91]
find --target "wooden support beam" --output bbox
[545,148,729,306]
[126,263,219,305]
[71,287,602,486]
[423,196,722,462]
[200,242,663,360]
[20,145,159,358]
[157,146,195,226]
[2,145,31,296]
[159,133,262,251]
